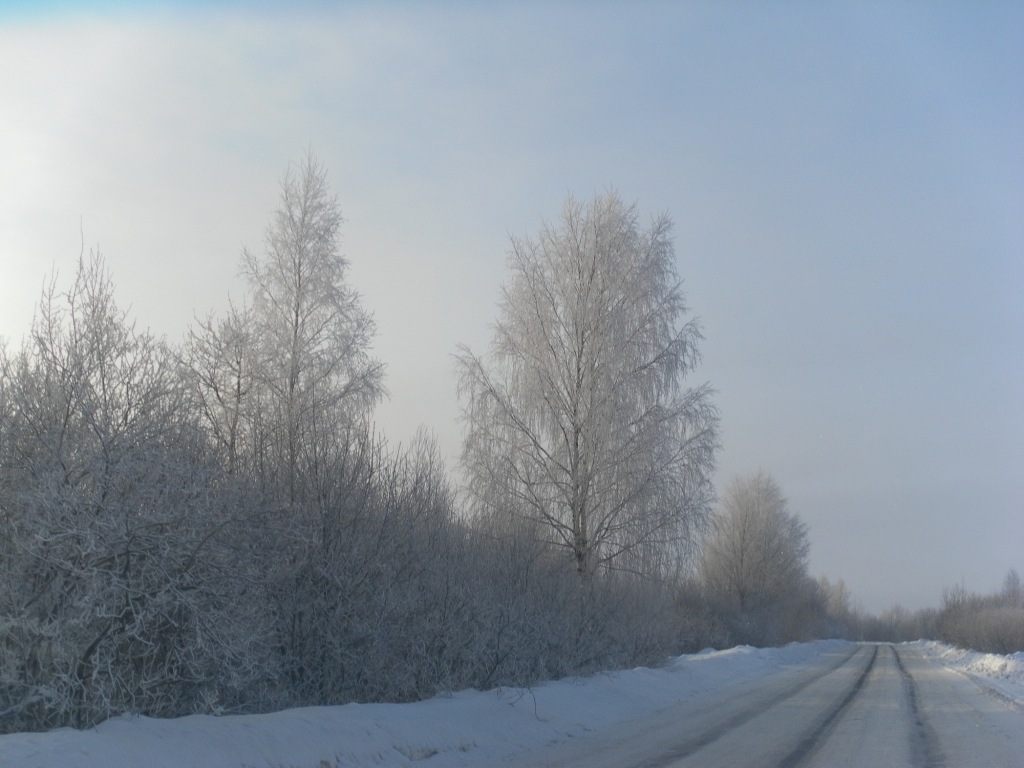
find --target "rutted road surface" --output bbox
[502,644,1024,767]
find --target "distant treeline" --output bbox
[859,570,1024,654]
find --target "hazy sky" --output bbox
[2,2,1021,614]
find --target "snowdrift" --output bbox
[914,639,1024,708]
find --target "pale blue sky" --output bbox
[1,2,1021,613]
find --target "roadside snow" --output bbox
[913,640,1024,708]
[0,640,851,768]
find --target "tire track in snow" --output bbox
[774,644,879,768]
[893,645,946,768]
[630,644,865,768]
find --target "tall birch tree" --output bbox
[457,192,718,576]
[241,153,385,506]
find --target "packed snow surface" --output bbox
[4,639,1022,768]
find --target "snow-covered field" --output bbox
[3,639,1021,768]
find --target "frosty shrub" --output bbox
[0,255,261,731]
[937,572,1024,654]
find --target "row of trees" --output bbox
[0,153,973,734]
[0,156,734,732]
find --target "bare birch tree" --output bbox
[457,192,718,577]
[240,152,385,506]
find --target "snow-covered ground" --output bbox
[3,639,1021,768]
[914,639,1024,709]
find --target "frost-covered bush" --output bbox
[261,430,469,705]
[937,573,1024,655]
[0,255,265,732]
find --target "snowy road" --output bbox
[4,641,1022,767]
[499,644,1024,768]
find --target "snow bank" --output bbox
[0,640,851,768]
[913,640,1024,708]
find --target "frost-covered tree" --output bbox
[816,575,857,637]
[701,471,811,641]
[457,192,719,576]
[240,153,385,505]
